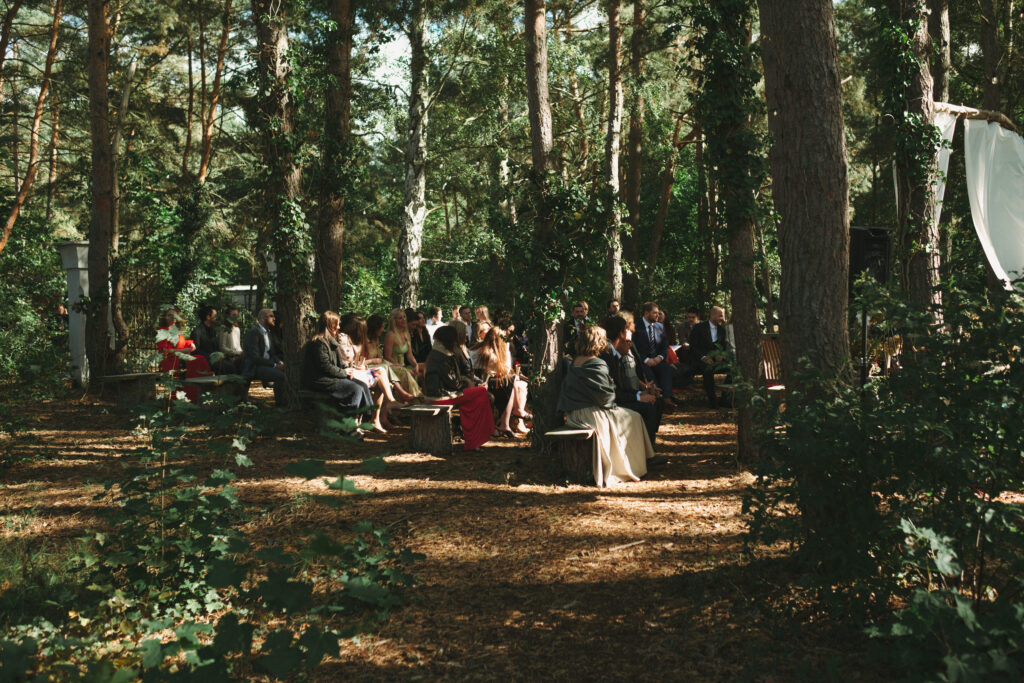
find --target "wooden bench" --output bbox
[400,403,455,457]
[101,372,159,411]
[762,334,785,393]
[183,374,250,401]
[544,427,595,484]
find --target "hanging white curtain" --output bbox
[964,119,1024,287]
[934,111,958,225]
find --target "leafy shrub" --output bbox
[746,280,1024,674]
[1,380,421,678]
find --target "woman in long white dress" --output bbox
[556,325,654,487]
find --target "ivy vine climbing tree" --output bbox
[687,0,765,463]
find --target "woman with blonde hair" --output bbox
[356,314,422,402]
[384,309,424,376]
[475,326,531,436]
[557,325,655,487]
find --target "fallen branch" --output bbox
[608,539,647,552]
[935,101,1020,135]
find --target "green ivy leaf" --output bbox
[284,459,327,479]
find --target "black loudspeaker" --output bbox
[850,226,891,287]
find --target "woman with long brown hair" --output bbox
[475,326,531,436]
[348,315,419,404]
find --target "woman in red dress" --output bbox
[157,307,212,402]
[423,325,493,451]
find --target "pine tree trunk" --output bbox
[86,0,114,384]
[197,0,232,183]
[314,0,353,313]
[758,0,851,384]
[621,0,645,309]
[928,0,950,102]
[525,0,557,368]
[645,117,684,291]
[604,0,624,302]
[0,0,61,256]
[0,0,24,98]
[888,1,940,313]
[253,0,308,406]
[46,91,59,223]
[396,0,428,310]
[109,58,136,361]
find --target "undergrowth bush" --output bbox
[745,280,1024,680]
[0,373,421,679]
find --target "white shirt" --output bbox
[257,323,272,360]
[220,326,242,356]
[710,323,720,344]
[425,318,442,340]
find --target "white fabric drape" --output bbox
[934,111,958,225]
[965,119,1024,286]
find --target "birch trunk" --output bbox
[604,0,624,301]
[396,0,428,310]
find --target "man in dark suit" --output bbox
[563,301,589,356]
[633,301,676,410]
[242,308,287,406]
[599,315,662,447]
[689,305,731,408]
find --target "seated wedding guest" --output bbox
[563,301,590,356]
[242,308,287,407]
[424,306,444,340]
[344,315,415,417]
[425,325,494,451]
[366,313,422,400]
[557,325,655,487]
[191,305,234,373]
[301,311,373,439]
[603,298,621,327]
[447,319,477,382]
[633,301,676,411]
[158,307,212,403]
[219,306,244,371]
[385,309,424,375]
[458,305,474,342]
[689,305,732,408]
[335,316,393,432]
[474,305,492,338]
[475,327,531,436]
[407,310,433,364]
[600,315,663,447]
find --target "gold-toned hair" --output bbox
[575,325,609,357]
[477,326,511,377]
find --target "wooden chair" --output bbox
[761,334,785,393]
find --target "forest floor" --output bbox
[2,386,883,681]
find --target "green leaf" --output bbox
[139,639,163,668]
[358,455,388,473]
[256,630,303,678]
[284,459,327,479]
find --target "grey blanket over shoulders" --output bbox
[557,357,616,413]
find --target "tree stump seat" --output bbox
[544,427,596,484]
[400,403,456,457]
[101,372,159,411]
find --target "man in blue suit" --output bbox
[633,301,676,410]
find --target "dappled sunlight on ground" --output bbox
[1,387,877,680]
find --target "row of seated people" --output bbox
[565,299,734,409]
[157,304,531,447]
